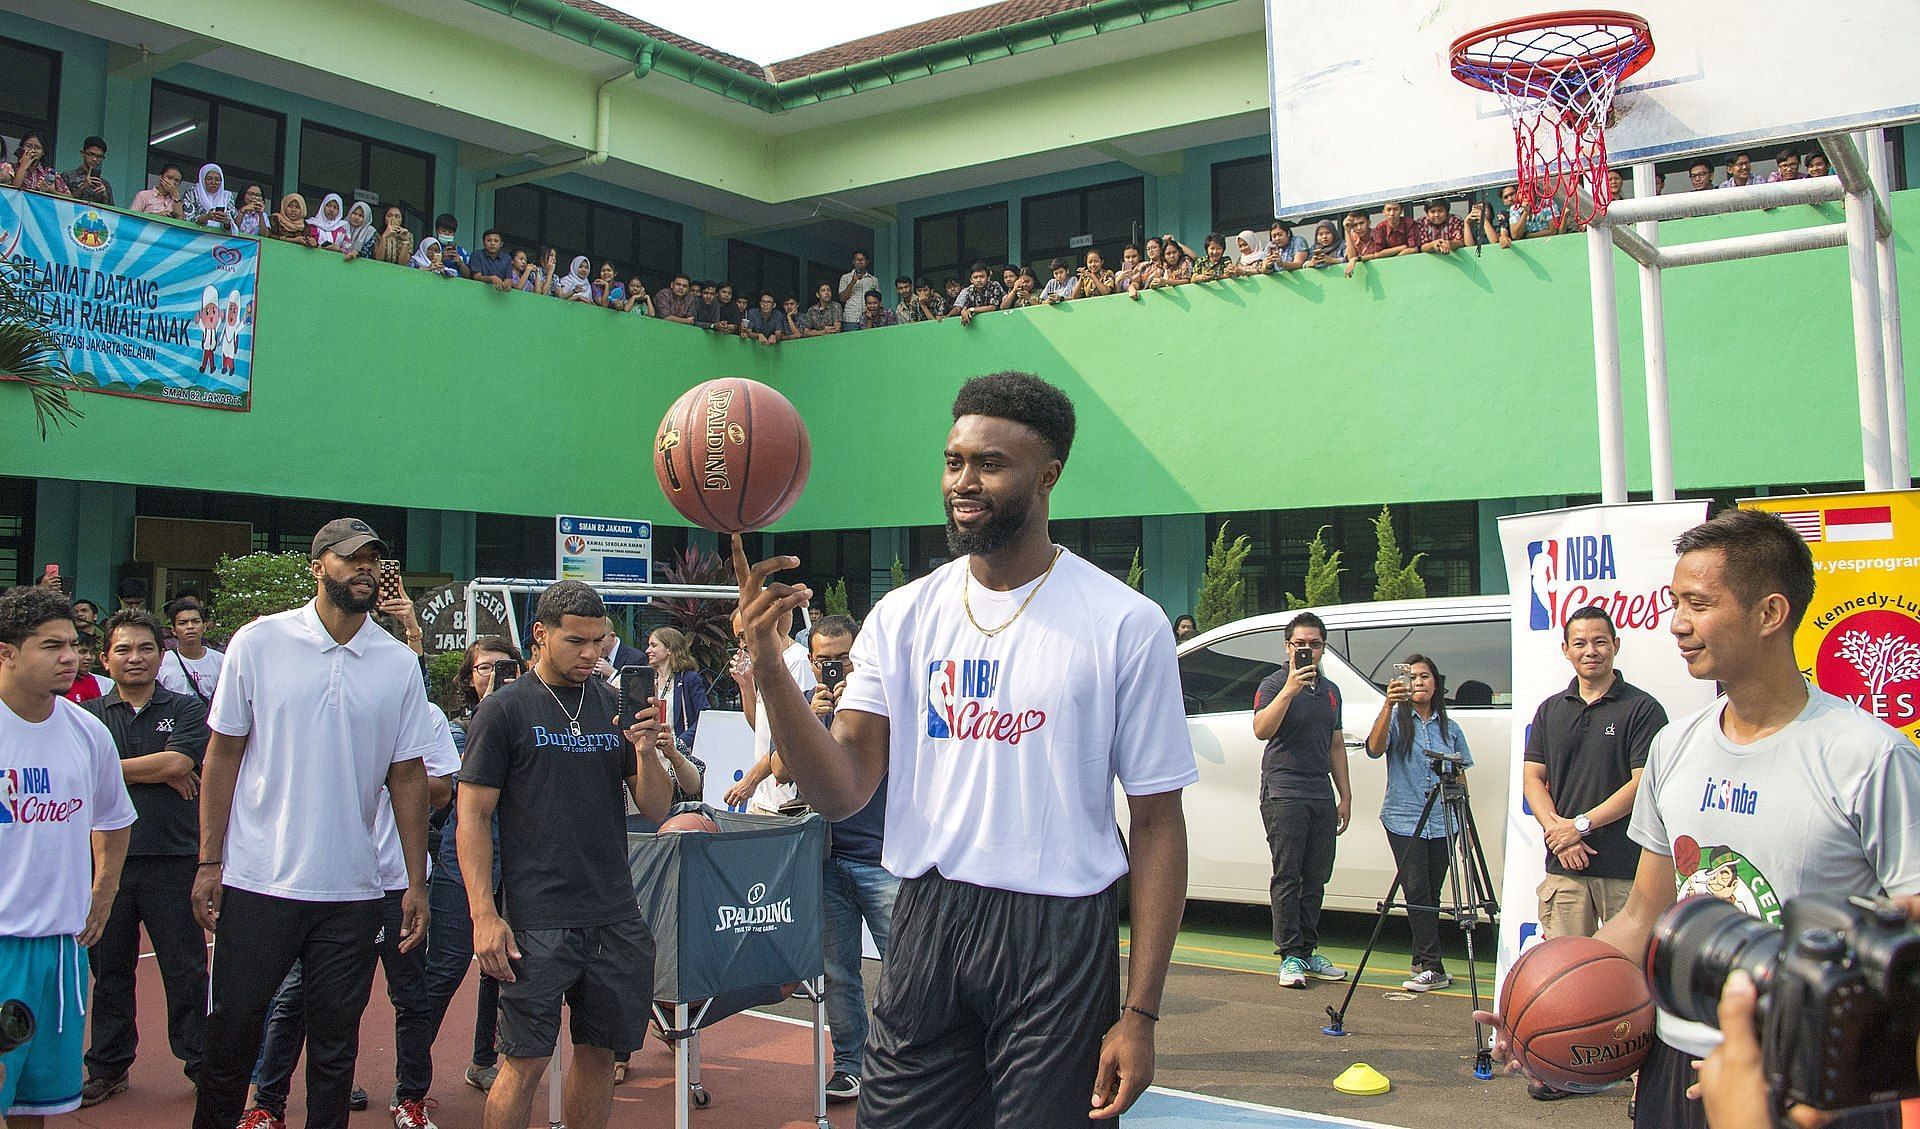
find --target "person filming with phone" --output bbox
[1363,654,1472,993]
[1252,612,1353,989]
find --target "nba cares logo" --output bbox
[1526,540,1560,630]
[924,658,1047,745]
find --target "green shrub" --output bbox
[1196,522,1251,632]
[209,552,312,647]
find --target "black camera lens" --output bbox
[1648,895,1783,1026]
[0,998,34,1055]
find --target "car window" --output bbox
[1177,627,1291,715]
[1332,619,1513,707]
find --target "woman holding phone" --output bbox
[643,626,707,801]
[1363,653,1472,993]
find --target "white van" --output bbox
[1175,595,1515,913]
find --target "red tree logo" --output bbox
[1815,609,1920,730]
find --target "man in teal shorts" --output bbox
[0,585,136,1125]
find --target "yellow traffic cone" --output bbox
[1333,1062,1391,1096]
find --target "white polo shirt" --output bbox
[208,601,441,901]
[749,641,817,815]
[374,704,462,892]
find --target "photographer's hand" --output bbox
[1694,971,1830,1129]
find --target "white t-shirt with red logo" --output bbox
[0,697,138,937]
[840,548,1198,897]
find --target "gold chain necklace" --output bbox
[962,548,1064,638]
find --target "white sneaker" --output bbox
[391,1099,438,1129]
[1402,968,1452,992]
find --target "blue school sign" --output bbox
[0,186,258,411]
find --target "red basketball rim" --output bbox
[1449,9,1654,94]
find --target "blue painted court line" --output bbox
[1127,1087,1407,1129]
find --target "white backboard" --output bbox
[1266,0,1920,219]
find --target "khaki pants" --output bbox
[1536,872,1634,939]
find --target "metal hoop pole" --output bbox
[1866,129,1910,486]
[1587,223,1630,502]
[1840,135,1894,491]
[1633,163,1674,500]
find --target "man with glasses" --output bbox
[1686,161,1715,192]
[63,137,113,206]
[1251,611,1353,989]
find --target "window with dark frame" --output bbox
[297,121,436,238]
[146,81,286,203]
[491,183,683,297]
[0,476,36,590]
[1205,500,1481,613]
[0,37,61,161]
[726,241,801,305]
[1020,178,1144,277]
[914,203,1009,288]
[1211,155,1274,238]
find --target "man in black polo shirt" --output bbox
[1519,605,1667,1100]
[1251,611,1353,989]
[80,609,211,1105]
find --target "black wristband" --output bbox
[197,860,222,868]
[1122,1004,1159,1023]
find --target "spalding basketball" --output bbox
[658,811,720,834]
[653,378,811,534]
[1499,936,1655,1091]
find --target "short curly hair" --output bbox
[0,586,75,647]
[951,371,1077,464]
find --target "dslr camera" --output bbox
[1648,893,1920,1111]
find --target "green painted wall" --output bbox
[4,195,1915,533]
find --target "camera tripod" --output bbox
[1322,754,1501,1079]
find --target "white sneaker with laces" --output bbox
[1402,968,1452,992]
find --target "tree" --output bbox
[889,554,906,592]
[653,546,736,675]
[823,577,850,618]
[0,258,84,437]
[1195,522,1252,632]
[1285,525,1344,609]
[1125,548,1144,592]
[209,552,313,647]
[1371,505,1428,602]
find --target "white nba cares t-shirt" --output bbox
[0,698,138,937]
[838,549,1198,897]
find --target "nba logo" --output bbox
[926,660,956,738]
[0,767,16,825]
[1526,540,1558,631]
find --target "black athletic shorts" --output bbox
[497,918,654,1058]
[859,869,1121,1129]
[1633,1036,1900,1129]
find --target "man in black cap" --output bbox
[191,519,442,1129]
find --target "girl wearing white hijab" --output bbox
[308,193,350,251]
[185,164,236,232]
[219,291,244,376]
[554,255,594,302]
[194,286,221,373]
[1235,229,1270,272]
[340,201,376,261]
[410,236,457,277]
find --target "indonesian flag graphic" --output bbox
[1824,504,1894,543]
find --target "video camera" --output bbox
[0,999,32,1054]
[1648,893,1920,1111]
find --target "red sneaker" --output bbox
[236,1109,285,1129]
[390,1097,439,1129]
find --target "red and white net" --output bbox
[1451,14,1654,226]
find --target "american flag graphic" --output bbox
[1776,510,1822,542]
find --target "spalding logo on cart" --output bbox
[715,879,793,933]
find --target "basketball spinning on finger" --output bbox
[654,377,811,534]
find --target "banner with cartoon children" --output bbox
[1742,489,1920,744]
[1,185,257,411]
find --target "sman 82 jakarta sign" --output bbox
[1744,491,1920,741]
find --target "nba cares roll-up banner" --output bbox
[1495,502,1713,991]
[0,186,257,410]
[1742,490,1920,745]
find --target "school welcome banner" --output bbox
[1495,501,1712,991]
[0,186,256,411]
[1742,489,1920,745]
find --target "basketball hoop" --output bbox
[1450,10,1654,226]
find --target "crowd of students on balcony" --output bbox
[2,134,1839,339]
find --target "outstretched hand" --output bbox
[730,534,811,662]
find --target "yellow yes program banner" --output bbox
[1743,490,1920,742]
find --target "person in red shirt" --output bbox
[1371,201,1418,257]
[61,631,106,704]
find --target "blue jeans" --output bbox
[422,865,500,1068]
[253,891,435,1110]
[822,856,899,1076]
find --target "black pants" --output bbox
[1386,830,1450,974]
[1634,1036,1899,1129]
[191,888,383,1129]
[253,891,435,1112]
[85,855,207,1082]
[859,870,1120,1129]
[1262,795,1337,959]
[418,865,499,1069]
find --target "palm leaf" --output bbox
[0,259,85,438]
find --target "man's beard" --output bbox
[945,494,1032,558]
[321,573,377,614]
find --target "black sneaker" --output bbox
[1529,1080,1574,1101]
[824,1072,860,1103]
[80,1074,129,1107]
[350,1086,369,1111]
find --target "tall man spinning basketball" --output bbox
[733,371,1195,1125]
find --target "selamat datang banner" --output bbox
[1495,502,1712,993]
[1741,490,1920,745]
[0,186,256,410]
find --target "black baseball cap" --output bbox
[311,518,384,560]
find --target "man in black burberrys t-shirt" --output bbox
[458,580,672,1129]
[1251,611,1354,989]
